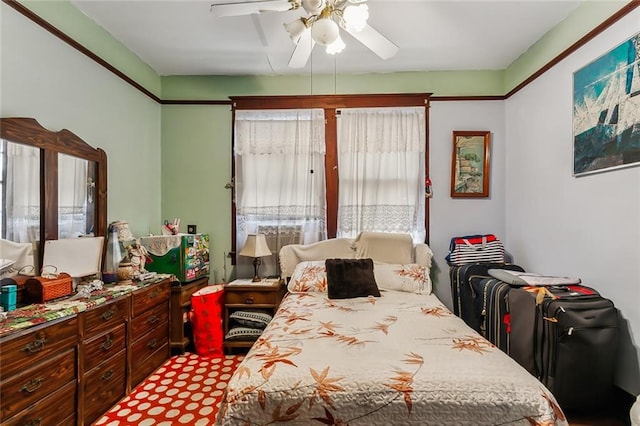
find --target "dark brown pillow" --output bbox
[325,258,380,299]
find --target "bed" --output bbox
[216,234,567,425]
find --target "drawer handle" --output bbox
[149,291,159,299]
[245,296,254,304]
[147,314,159,325]
[22,336,47,354]
[24,418,42,426]
[100,308,116,321]
[147,338,157,349]
[21,377,44,393]
[101,335,114,351]
[101,369,114,381]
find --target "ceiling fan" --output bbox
[210,0,399,69]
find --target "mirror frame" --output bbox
[1,117,107,270]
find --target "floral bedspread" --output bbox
[216,291,567,426]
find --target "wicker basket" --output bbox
[24,272,73,303]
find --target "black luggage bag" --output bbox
[449,263,524,334]
[469,276,515,354]
[509,285,619,411]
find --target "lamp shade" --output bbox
[284,18,308,43]
[239,234,272,258]
[326,35,345,55]
[301,0,325,15]
[311,17,339,46]
[343,4,369,32]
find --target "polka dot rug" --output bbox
[94,353,244,426]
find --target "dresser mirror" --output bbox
[0,117,107,271]
[58,153,96,239]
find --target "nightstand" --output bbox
[223,278,286,353]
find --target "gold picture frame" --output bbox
[450,130,490,198]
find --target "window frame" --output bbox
[229,93,431,258]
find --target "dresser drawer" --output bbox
[132,320,169,359]
[83,297,129,338]
[131,301,169,339]
[131,342,169,388]
[84,349,127,425]
[0,317,77,379]
[84,322,126,372]
[1,349,76,420]
[225,289,279,306]
[132,280,170,317]
[3,380,76,426]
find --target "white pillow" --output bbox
[373,263,431,294]
[351,232,413,264]
[287,261,327,293]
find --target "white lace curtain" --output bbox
[4,142,40,243]
[3,144,88,243]
[336,107,426,242]
[234,109,327,277]
[58,153,89,238]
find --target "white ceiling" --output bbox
[70,0,583,77]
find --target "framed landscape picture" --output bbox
[450,130,490,198]
[573,31,640,176]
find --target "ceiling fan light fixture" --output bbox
[343,3,369,32]
[311,16,339,45]
[301,0,325,15]
[284,17,309,43]
[326,35,345,55]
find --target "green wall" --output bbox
[16,0,161,98]
[160,105,232,281]
[160,70,505,99]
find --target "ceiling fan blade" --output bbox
[344,24,398,60]
[288,30,315,68]
[210,0,293,17]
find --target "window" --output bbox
[234,109,327,277]
[230,94,431,265]
[336,107,426,242]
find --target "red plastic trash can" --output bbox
[189,284,224,357]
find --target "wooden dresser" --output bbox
[129,281,171,388]
[0,277,171,426]
[0,316,78,425]
[81,296,130,424]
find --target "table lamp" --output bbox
[239,234,272,282]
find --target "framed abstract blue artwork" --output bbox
[573,32,640,176]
